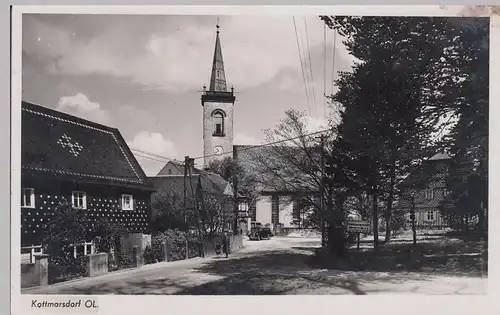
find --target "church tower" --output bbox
[201,22,235,168]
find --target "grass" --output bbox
[315,229,487,277]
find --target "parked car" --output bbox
[249,226,273,240]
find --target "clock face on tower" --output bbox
[214,146,223,155]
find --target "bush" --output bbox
[150,230,202,262]
[143,244,163,264]
[108,250,136,271]
[48,254,87,284]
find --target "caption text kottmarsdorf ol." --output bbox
[32,300,98,309]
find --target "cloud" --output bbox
[234,133,261,145]
[23,15,352,93]
[127,131,179,176]
[57,93,110,125]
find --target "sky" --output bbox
[22,14,356,175]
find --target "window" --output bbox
[238,201,248,213]
[292,199,300,221]
[72,191,87,209]
[426,211,434,221]
[424,189,434,199]
[121,194,134,210]
[212,111,225,136]
[21,188,35,208]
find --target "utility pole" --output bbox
[232,146,239,235]
[183,156,189,225]
[317,135,326,248]
[186,156,205,257]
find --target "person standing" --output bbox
[222,232,230,258]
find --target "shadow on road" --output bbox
[171,249,439,295]
[314,238,487,278]
[28,236,486,295]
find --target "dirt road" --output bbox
[22,236,486,295]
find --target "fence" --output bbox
[21,245,43,264]
[108,249,140,272]
[22,234,245,289]
[143,233,245,265]
[48,255,87,285]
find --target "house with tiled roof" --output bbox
[21,101,154,256]
[148,162,237,234]
[397,152,452,228]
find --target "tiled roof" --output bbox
[199,170,233,196]
[22,101,146,185]
[147,175,199,208]
[147,170,233,198]
[157,160,200,176]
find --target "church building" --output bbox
[200,23,308,235]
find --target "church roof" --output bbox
[209,23,227,92]
[22,101,147,186]
[201,22,235,105]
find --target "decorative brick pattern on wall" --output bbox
[21,189,150,246]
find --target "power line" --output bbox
[303,17,318,118]
[132,152,170,164]
[130,127,334,164]
[323,23,327,121]
[191,127,334,161]
[130,147,180,163]
[331,28,338,96]
[293,16,312,117]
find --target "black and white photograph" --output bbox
[12,5,491,300]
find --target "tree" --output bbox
[89,219,128,253]
[199,194,235,236]
[208,156,260,203]
[241,109,352,256]
[208,154,261,234]
[42,200,89,258]
[150,190,190,232]
[321,16,471,246]
[440,17,489,233]
[150,177,235,237]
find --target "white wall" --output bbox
[255,196,272,225]
[279,196,294,228]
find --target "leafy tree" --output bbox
[150,189,190,232]
[440,17,489,233]
[199,194,235,236]
[241,109,351,255]
[321,16,473,246]
[42,200,89,258]
[150,177,235,236]
[208,156,260,203]
[89,218,128,253]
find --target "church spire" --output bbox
[209,20,227,92]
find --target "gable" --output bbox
[157,161,184,176]
[22,102,145,184]
[157,161,201,176]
